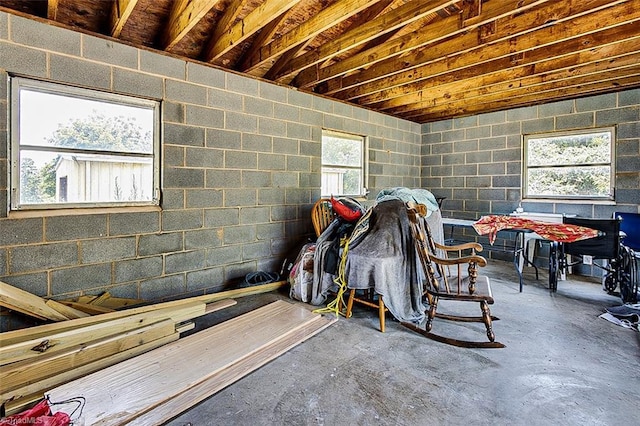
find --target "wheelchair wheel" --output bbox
[603,273,618,293]
[549,242,558,291]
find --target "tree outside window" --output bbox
[321,130,366,197]
[523,128,615,200]
[10,77,160,210]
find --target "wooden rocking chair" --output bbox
[403,204,504,348]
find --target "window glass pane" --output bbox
[322,135,362,167]
[20,90,154,154]
[528,166,611,197]
[524,127,614,200]
[321,131,365,197]
[12,78,159,210]
[527,131,611,167]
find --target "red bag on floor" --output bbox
[1,399,70,426]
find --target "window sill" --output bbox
[8,205,161,219]
[523,198,617,206]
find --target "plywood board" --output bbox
[47,300,336,425]
[129,311,336,425]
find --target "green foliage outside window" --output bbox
[524,129,614,199]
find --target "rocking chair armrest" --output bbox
[434,241,484,253]
[429,253,488,267]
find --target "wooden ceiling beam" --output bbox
[110,0,140,38]
[203,0,302,62]
[293,0,550,89]
[241,0,382,75]
[364,25,640,110]
[264,0,459,82]
[259,0,395,81]
[202,0,250,60]
[391,49,640,117]
[239,11,293,74]
[161,0,223,50]
[47,0,59,20]
[329,0,640,100]
[409,71,640,123]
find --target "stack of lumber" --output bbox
[0,299,236,415]
[0,281,87,322]
[47,300,337,425]
[0,280,289,416]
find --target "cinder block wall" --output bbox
[421,90,640,269]
[0,12,421,311]
[421,89,640,219]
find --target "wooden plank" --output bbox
[162,0,223,50]
[0,298,228,348]
[0,280,283,346]
[47,300,336,425]
[1,318,176,394]
[44,299,90,320]
[0,281,70,322]
[0,301,204,366]
[57,300,115,314]
[128,310,336,425]
[270,0,457,81]
[76,295,145,309]
[110,0,140,37]
[1,333,179,409]
[87,291,111,306]
[204,0,302,61]
[241,0,380,73]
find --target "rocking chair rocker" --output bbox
[403,204,504,348]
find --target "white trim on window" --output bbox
[522,127,615,201]
[9,77,161,211]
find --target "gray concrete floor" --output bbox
[167,260,640,426]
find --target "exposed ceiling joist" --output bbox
[2,0,639,124]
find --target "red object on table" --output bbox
[472,215,600,245]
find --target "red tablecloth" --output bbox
[472,215,600,245]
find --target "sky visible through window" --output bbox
[20,89,154,165]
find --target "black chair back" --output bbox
[563,217,621,259]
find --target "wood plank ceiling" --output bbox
[2,0,640,124]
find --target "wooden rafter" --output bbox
[47,0,59,20]
[371,31,640,113]
[240,0,382,75]
[293,0,551,89]
[327,0,638,101]
[162,0,223,50]
[271,0,459,83]
[203,0,303,62]
[110,0,140,37]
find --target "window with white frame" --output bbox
[321,130,366,197]
[523,127,615,200]
[10,77,160,210]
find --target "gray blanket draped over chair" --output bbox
[311,188,446,324]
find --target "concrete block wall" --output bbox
[421,89,640,268]
[0,12,420,312]
[421,89,640,219]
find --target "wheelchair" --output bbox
[548,216,638,303]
